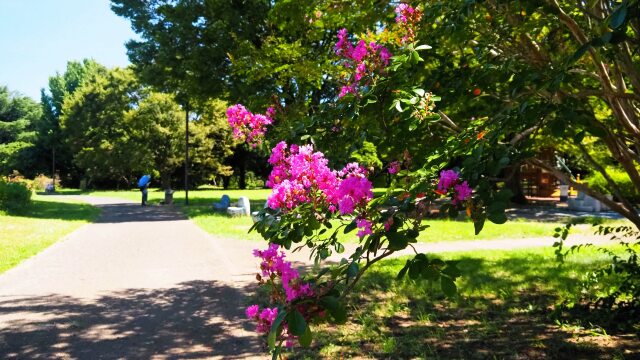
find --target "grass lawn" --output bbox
[62,188,621,243]
[0,194,100,274]
[286,245,640,359]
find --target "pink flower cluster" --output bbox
[334,29,391,98]
[226,104,274,147]
[246,305,278,333]
[246,244,315,347]
[388,161,401,174]
[436,169,473,204]
[253,243,314,302]
[356,218,373,238]
[394,3,422,43]
[266,142,373,215]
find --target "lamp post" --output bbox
[184,105,189,205]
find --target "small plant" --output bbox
[31,174,59,192]
[554,223,640,329]
[0,178,32,212]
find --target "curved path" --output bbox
[0,196,267,359]
[0,196,617,359]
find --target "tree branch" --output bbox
[526,158,640,229]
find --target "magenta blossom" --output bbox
[226,104,274,147]
[246,304,260,318]
[265,142,373,215]
[388,161,401,174]
[453,181,472,204]
[356,218,373,238]
[436,169,473,204]
[334,29,391,98]
[437,170,460,193]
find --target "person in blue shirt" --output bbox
[140,182,149,206]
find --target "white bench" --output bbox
[568,192,610,212]
[227,196,251,216]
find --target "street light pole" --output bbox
[185,105,190,205]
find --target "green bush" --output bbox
[585,167,640,204]
[0,179,32,212]
[31,174,57,191]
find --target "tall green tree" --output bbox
[0,86,41,176]
[111,0,397,187]
[130,92,186,189]
[38,59,106,185]
[61,67,147,187]
[187,99,235,187]
[410,0,640,226]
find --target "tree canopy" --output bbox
[0,86,42,176]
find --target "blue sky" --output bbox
[0,0,138,100]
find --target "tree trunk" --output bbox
[223,176,230,190]
[239,161,247,190]
[161,172,171,190]
[506,166,528,204]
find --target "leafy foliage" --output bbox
[0,178,32,212]
[37,59,106,185]
[554,222,640,325]
[0,86,41,176]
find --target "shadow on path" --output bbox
[94,203,187,224]
[0,280,262,359]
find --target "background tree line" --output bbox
[1,59,235,189]
[2,0,638,206]
[111,0,639,217]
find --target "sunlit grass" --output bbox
[289,245,634,359]
[66,188,625,243]
[0,194,100,273]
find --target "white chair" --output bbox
[227,196,251,216]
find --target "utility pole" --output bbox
[185,104,190,205]
[52,146,56,191]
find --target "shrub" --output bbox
[0,178,32,212]
[585,167,640,204]
[31,174,57,192]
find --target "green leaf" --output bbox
[600,31,613,44]
[442,263,462,279]
[408,261,422,279]
[488,211,508,224]
[474,217,486,235]
[414,44,432,51]
[495,189,514,202]
[422,266,440,281]
[570,43,590,63]
[387,231,409,251]
[344,221,357,234]
[587,125,607,138]
[574,131,585,144]
[320,296,347,324]
[609,5,627,29]
[550,120,564,137]
[395,101,403,112]
[268,308,287,350]
[347,262,359,280]
[441,276,457,298]
[286,310,307,336]
[298,325,312,347]
[396,261,410,280]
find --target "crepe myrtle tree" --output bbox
[225,4,515,357]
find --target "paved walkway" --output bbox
[0,196,267,359]
[0,196,620,359]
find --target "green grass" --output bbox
[289,245,638,359]
[0,194,100,273]
[61,188,623,243]
[58,187,271,206]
